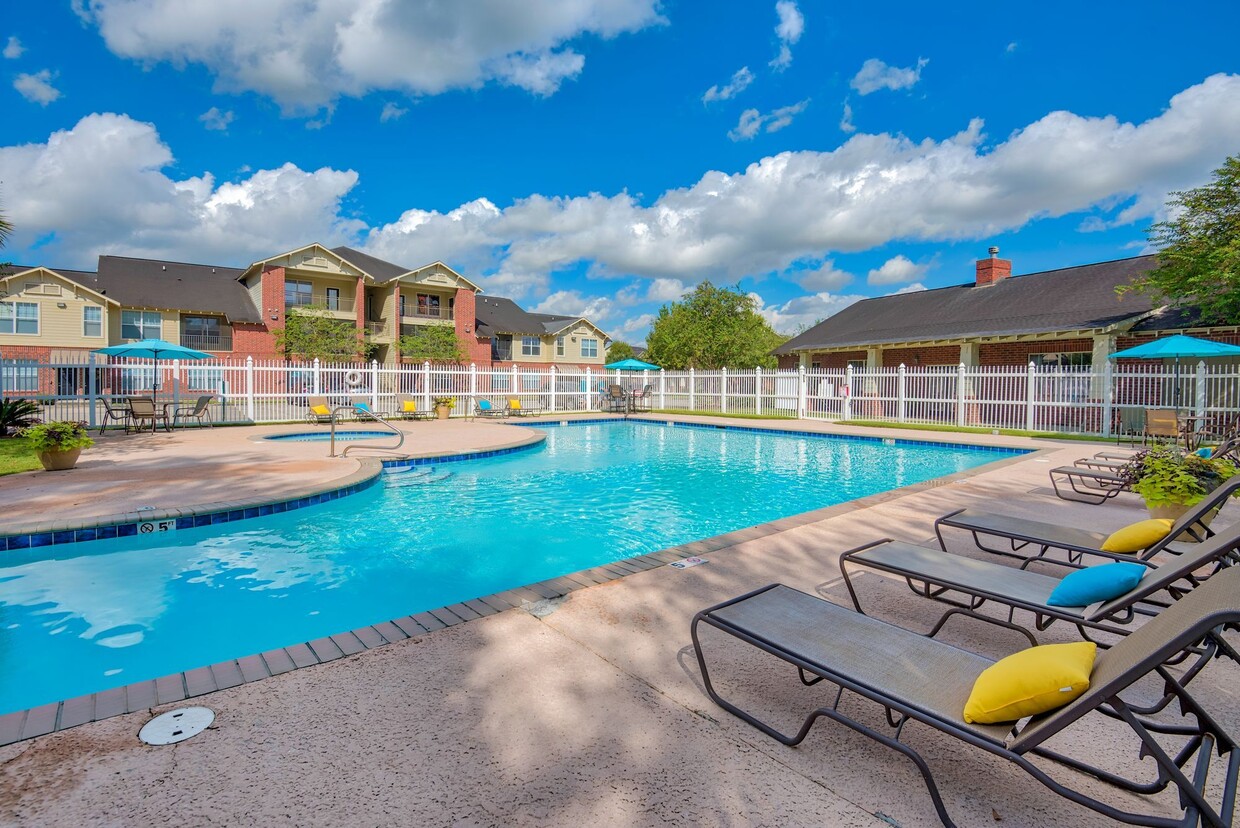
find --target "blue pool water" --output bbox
[0,422,1023,714]
[265,431,392,442]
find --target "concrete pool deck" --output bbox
[0,418,1235,826]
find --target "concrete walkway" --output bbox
[1,420,1235,827]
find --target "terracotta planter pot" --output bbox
[435,405,452,420]
[1147,500,1217,541]
[37,447,82,471]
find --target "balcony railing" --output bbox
[286,294,356,313]
[364,321,390,337]
[401,306,454,321]
[180,333,233,351]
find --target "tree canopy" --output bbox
[397,325,466,363]
[645,281,787,369]
[274,306,371,362]
[1124,154,1240,324]
[605,341,636,363]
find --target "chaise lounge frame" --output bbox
[691,567,1240,828]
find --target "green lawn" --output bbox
[0,437,41,476]
[838,419,1118,443]
[647,408,797,420]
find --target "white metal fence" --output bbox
[3,355,1239,437]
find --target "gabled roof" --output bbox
[329,246,407,282]
[239,243,371,283]
[95,256,261,323]
[0,265,115,305]
[474,295,548,337]
[529,312,581,335]
[775,255,1161,354]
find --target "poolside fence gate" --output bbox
[3,355,1239,438]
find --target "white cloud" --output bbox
[617,312,655,335]
[728,99,809,141]
[77,0,665,114]
[380,101,408,122]
[889,282,926,295]
[752,290,867,335]
[1006,42,1018,53]
[3,36,24,59]
[702,66,754,103]
[839,100,855,133]
[645,277,689,302]
[867,254,927,285]
[769,1,803,70]
[198,106,235,131]
[795,260,853,292]
[0,113,364,267]
[14,70,61,105]
[531,289,614,322]
[850,57,928,95]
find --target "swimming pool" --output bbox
[264,430,393,442]
[0,421,1024,714]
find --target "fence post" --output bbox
[468,363,477,413]
[87,353,98,429]
[955,363,967,427]
[897,363,907,423]
[245,356,255,422]
[585,367,593,411]
[1196,360,1208,419]
[689,368,696,411]
[422,361,432,412]
[754,367,762,416]
[511,363,519,404]
[312,357,321,395]
[1101,361,1114,437]
[843,364,853,420]
[370,359,380,410]
[720,366,728,414]
[549,366,557,413]
[659,369,666,410]
[1025,362,1036,431]
[797,365,807,419]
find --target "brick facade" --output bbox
[881,345,961,367]
[452,288,492,365]
[979,338,1093,365]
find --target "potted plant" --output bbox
[1121,447,1238,521]
[20,421,95,471]
[432,396,456,420]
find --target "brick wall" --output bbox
[807,350,867,369]
[260,266,286,329]
[1117,330,1240,350]
[452,289,492,365]
[776,354,799,369]
[230,323,278,359]
[979,338,1093,365]
[881,345,961,367]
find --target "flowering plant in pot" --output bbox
[432,396,456,419]
[20,421,95,471]
[1120,447,1238,519]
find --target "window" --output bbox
[121,310,162,340]
[416,293,441,317]
[580,338,598,358]
[846,359,866,371]
[325,288,340,311]
[1029,352,1092,368]
[399,294,407,318]
[1,360,38,392]
[521,336,541,356]
[83,306,103,337]
[556,336,565,356]
[183,316,223,348]
[285,280,313,306]
[0,302,39,335]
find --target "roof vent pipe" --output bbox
[988,246,999,258]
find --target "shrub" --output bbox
[20,421,96,453]
[0,398,40,437]
[1120,447,1238,508]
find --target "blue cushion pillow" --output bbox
[354,402,371,412]
[1046,562,1147,607]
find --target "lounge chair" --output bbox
[1075,437,1239,475]
[506,398,543,417]
[1047,464,1130,504]
[691,566,1240,828]
[306,395,333,425]
[172,395,213,428]
[473,399,507,419]
[934,474,1240,565]
[839,522,1240,645]
[349,396,376,420]
[389,395,434,421]
[98,398,131,434]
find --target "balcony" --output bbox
[364,321,391,338]
[180,333,233,351]
[401,305,454,321]
[285,294,356,313]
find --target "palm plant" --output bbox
[0,398,40,436]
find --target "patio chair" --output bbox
[839,521,1240,646]
[126,397,170,433]
[389,395,434,421]
[306,395,333,425]
[691,566,1240,828]
[98,398,131,434]
[1143,407,1182,445]
[604,384,628,413]
[630,383,654,412]
[473,399,507,419]
[172,395,213,429]
[934,474,1240,565]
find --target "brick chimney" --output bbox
[975,246,1012,287]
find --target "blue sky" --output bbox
[3,1,1240,343]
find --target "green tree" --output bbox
[0,198,13,269]
[397,325,466,363]
[605,341,636,363]
[1123,154,1240,323]
[645,281,787,369]
[274,306,370,361]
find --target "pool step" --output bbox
[384,469,454,487]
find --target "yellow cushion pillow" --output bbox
[310,404,330,416]
[1100,519,1174,553]
[402,400,418,412]
[508,399,521,410]
[963,642,1096,724]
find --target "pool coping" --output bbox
[0,429,1052,746]
[0,429,547,551]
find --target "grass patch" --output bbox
[648,408,797,420]
[837,420,1118,442]
[0,437,41,476]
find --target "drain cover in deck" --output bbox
[139,706,215,745]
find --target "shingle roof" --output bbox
[1128,305,1240,333]
[775,255,1161,354]
[329,246,407,283]
[528,312,581,335]
[94,256,260,323]
[474,295,549,336]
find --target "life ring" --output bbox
[344,370,365,387]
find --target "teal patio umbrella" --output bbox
[1109,334,1240,413]
[605,357,661,371]
[94,338,213,409]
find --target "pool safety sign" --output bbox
[669,556,708,570]
[138,519,178,535]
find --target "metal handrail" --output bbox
[329,405,405,458]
